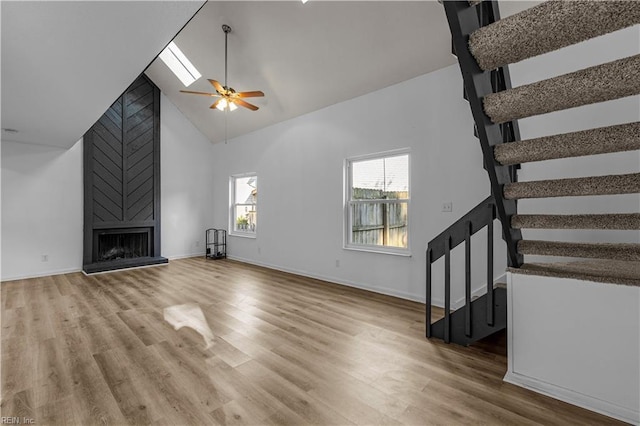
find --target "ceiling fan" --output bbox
[180,24,264,111]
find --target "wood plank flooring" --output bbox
[1,258,622,425]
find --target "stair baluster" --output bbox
[444,237,451,343]
[464,221,472,337]
[426,247,433,338]
[426,196,504,345]
[486,203,494,326]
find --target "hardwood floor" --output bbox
[1,258,622,425]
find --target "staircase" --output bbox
[427,0,640,345]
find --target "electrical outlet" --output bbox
[257,246,261,254]
[335,259,340,267]
[442,202,453,212]
[195,241,199,248]
[41,254,49,262]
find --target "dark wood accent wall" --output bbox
[90,97,124,223]
[83,75,165,272]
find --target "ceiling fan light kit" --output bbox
[180,24,264,112]
[216,98,237,111]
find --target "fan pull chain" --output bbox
[225,110,228,144]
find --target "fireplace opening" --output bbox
[96,230,150,262]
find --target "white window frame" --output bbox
[344,148,411,256]
[230,172,257,238]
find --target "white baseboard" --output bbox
[494,272,507,286]
[227,255,508,309]
[167,252,203,260]
[227,255,425,303]
[0,253,203,281]
[1,267,82,282]
[504,371,639,425]
[443,272,508,310]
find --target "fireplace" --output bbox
[84,226,165,273]
[82,75,167,274]
[96,228,151,262]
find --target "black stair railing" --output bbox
[443,0,524,268]
[426,196,497,342]
[427,1,522,345]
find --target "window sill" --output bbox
[343,245,412,257]
[230,232,256,239]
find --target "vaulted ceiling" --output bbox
[145,1,457,144]
[1,1,205,149]
[1,1,537,149]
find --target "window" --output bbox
[345,150,410,254]
[159,41,201,87]
[230,173,257,236]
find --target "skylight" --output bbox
[159,41,201,87]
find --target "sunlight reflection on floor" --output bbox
[163,303,215,349]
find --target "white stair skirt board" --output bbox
[505,272,640,424]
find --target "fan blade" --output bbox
[233,98,259,111]
[208,79,225,94]
[180,90,219,97]
[234,90,264,98]
[209,99,222,109]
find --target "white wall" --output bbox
[2,25,636,291]
[1,140,84,280]
[0,94,214,280]
[506,273,640,424]
[209,25,639,306]
[210,65,507,306]
[160,93,215,259]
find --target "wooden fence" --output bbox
[351,195,408,248]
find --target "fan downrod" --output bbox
[222,25,231,89]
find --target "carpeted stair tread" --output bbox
[512,213,640,230]
[483,54,640,124]
[503,173,640,200]
[517,240,640,261]
[469,1,640,71]
[494,122,640,165]
[508,260,640,287]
